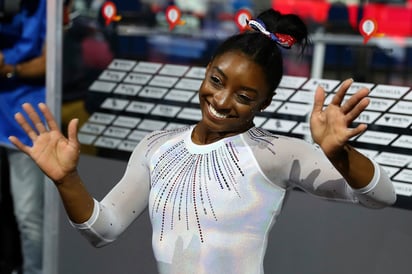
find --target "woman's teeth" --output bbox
[209,104,227,119]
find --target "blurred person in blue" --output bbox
[0,0,46,273]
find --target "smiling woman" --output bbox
[192,8,309,145]
[8,8,396,274]
[193,51,270,144]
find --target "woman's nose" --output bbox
[213,89,232,109]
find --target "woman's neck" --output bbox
[191,122,253,145]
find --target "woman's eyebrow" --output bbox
[211,66,227,80]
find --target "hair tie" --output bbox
[247,19,297,49]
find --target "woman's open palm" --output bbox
[9,103,80,183]
[310,79,370,158]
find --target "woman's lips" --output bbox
[208,103,228,119]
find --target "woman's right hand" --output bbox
[9,103,81,184]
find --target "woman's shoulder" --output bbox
[145,125,191,141]
[244,127,317,152]
[131,125,192,157]
[245,127,296,144]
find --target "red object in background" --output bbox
[272,0,412,36]
[272,0,330,23]
[82,37,114,69]
[234,9,253,31]
[359,18,379,44]
[101,1,122,26]
[63,0,73,27]
[63,7,71,26]
[363,4,412,36]
[165,5,184,30]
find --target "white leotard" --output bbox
[72,125,396,274]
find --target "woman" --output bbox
[9,9,396,274]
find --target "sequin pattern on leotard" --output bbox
[150,136,247,243]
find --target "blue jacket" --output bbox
[0,0,46,147]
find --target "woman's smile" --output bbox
[208,103,229,120]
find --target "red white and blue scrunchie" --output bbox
[247,18,297,49]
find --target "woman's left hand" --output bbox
[310,78,370,158]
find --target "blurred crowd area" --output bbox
[63,0,270,117]
[62,0,276,150]
[64,0,412,87]
[62,0,412,115]
[62,0,412,154]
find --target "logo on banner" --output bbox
[165,6,186,30]
[234,9,252,31]
[359,18,384,44]
[101,1,122,26]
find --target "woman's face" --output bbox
[197,51,272,138]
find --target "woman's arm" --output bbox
[310,79,380,189]
[286,138,396,208]
[9,103,95,223]
[74,143,151,247]
[301,78,396,207]
[10,103,151,246]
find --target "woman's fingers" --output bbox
[67,118,79,144]
[38,102,59,131]
[347,123,368,139]
[8,135,30,154]
[312,85,326,114]
[329,79,371,124]
[331,78,353,106]
[14,111,39,141]
[341,88,370,113]
[345,97,370,124]
[22,103,47,134]
[14,103,59,138]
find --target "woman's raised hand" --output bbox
[9,103,81,183]
[310,78,370,158]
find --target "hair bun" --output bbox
[247,19,297,48]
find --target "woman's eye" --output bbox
[237,94,253,103]
[210,76,222,86]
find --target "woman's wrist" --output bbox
[55,169,81,187]
[326,144,350,174]
[328,144,375,189]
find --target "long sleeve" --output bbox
[349,160,397,208]
[245,128,396,209]
[70,133,152,247]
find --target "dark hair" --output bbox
[211,9,309,95]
